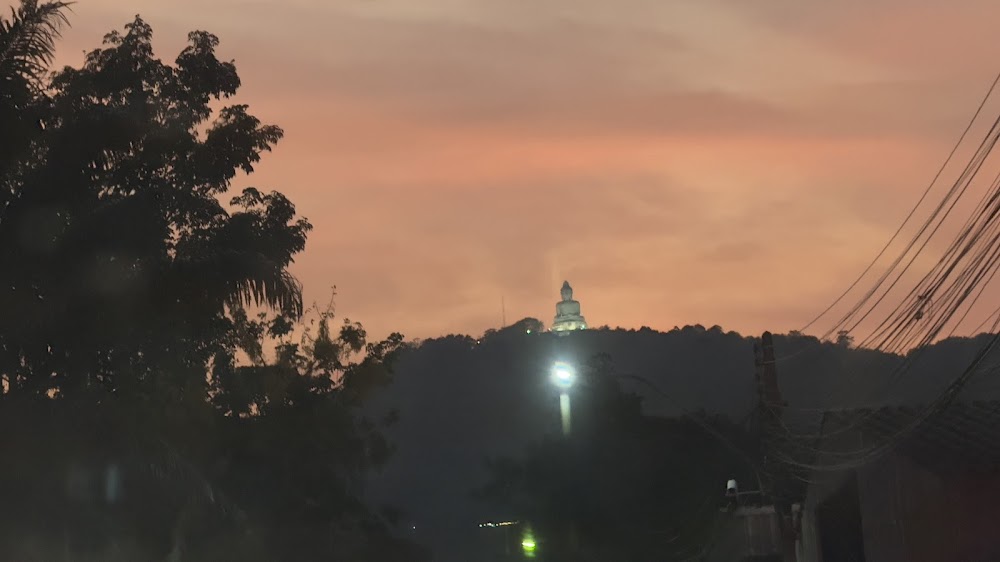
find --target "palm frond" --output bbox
[0,0,73,90]
[227,268,304,318]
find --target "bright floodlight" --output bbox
[551,361,575,390]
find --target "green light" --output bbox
[521,525,538,558]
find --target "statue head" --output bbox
[560,281,573,301]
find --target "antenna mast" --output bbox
[502,296,507,328]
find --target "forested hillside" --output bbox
[363,322,1000,560]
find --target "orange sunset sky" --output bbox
[50,0,1000,341]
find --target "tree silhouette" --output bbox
[836,330,854,348]
[0,0,72,176]
[202,300,424,561]
[1,14,310,399]
[0,13,425,560]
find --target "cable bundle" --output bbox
[781,72,1000,471]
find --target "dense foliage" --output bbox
[0,4,424,560]
[367,322,1000,560]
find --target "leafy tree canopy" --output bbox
[0,7,425,560]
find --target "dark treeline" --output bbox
[0,4,426,560]
[363,320,1000,560]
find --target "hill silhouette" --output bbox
[363,321,1000,561]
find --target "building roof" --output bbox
[819,400,1000,472]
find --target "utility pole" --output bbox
[755,331,798,561]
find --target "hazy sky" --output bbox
[54,0,1000,340]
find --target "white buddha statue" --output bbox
[551,281,588,333]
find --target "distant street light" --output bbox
[551,361,575,435]
[551,361,575,390]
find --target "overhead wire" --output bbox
[902,215,1000,347]
[616,373,765,485]
[831,111,1000,344]
[861,126,1000,352]
[780,188,1000,443]
[771,70,1000,466]
[800,70,1000,335]
[871,178,1000,354]
[779,197,1000,461]
[778,320,1000,473]
[778,168,1000,421]
[946,228,1000,338]
[971,301,1000,335]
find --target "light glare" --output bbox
[551,361,574,389]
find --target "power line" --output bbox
[857,118,1000,351]
[780,326,1000,472]
[800,71,1000,335]
[771,70,1000,466]
[776,127,1000,416]
[831,111,1000,345]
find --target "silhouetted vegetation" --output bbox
[0,5,425,560]
[364,321,1000,560]
[5,4,1000,562]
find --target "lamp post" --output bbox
[550,361,580,553]
[551,361,575,436]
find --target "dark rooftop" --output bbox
[820,401,1000,473]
